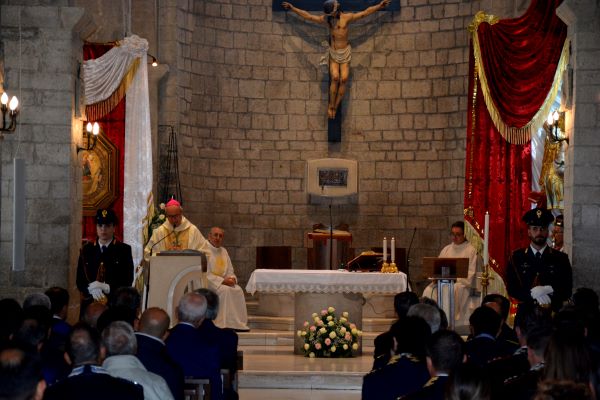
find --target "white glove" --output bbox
[531,285,553,305]
[88,281,110,294]
[536,294,552,305]
[89,287,104,301]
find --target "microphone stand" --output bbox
[405,227,417,292]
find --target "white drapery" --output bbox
[83,35,152,267]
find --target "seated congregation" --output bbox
[362,288,600,400]
[0,285,240,400]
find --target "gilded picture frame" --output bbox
[81,133,119,216]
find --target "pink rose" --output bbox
[345,333,352,341]
[315,343,322,350]
[310,326,316,332]
[325,338,331,346]
[321,309,328,316]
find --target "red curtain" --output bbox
[464,0,567,281]
[82,43,126,241]
[476,0,567,128]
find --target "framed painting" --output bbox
[81,133,119,216]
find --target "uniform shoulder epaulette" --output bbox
[423,376,438,387]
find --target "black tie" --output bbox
[101,245,107,253]
[536,252,542,260]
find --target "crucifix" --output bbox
[281,0,391,141]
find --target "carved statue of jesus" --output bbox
[282,0,390,119]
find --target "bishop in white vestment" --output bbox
[205,227,249,331]
[424,221,480,327]
[143,199,208,261]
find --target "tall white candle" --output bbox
[483,212,489,266]
[383,237,387,263]
[391,237,396,263]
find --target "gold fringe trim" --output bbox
[85,58,140,121]
[471,25,570,145]
[468,11,499,33]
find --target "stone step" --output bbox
[237,353,373,390]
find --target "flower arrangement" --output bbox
[297,306,362,358]
[143,202,166,246]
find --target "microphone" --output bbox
[149,229,177,256]
[405,227,417,292]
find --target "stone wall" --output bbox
[0,5,83,300]
[171,0,521,286]
[559,0,600,292]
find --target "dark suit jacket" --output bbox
[76,239,134,312]
[464,335,512,367]
[135,332,185,400]
[362,354,430,400]
[166,323,223,400]
[197,319,239,371]
[399,375,449,400]
[506,246,572,312]
[43,364,144,400]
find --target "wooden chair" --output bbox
[256,246,292,269]
[183,378,211,400]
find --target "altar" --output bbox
[246,269,407,354]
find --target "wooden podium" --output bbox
[147,250,207,323]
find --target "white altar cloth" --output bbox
[245,269,407,295]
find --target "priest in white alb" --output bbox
[143,198,208,260]
[424,221,480,327]
[205,226,249,331]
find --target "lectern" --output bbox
[422,257,468,329]
[147,250,207,323]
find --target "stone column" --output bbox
[0,6,84,307]
[557,0,600,291]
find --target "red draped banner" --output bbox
[82,43,126,241]
[464,0,567,282]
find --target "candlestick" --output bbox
[483,212,489,266]
[391,237,395,263]
[383,237,387,263]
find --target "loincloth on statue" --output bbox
[319,43,352,65]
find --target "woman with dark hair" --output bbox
[445,363,492,400]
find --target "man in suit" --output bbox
[362,316,431,400]
[464,306,512,367]
[135,308,184,400]
[102,321,173,400]
[400,330,465,400]
[0,346,46,400]
[166,292,223,400]
[44,323,144,400]
[372,291,419,368]
[76,209,134,315]
[196,288,239,372]
[506,207,572,312]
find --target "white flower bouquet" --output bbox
[297,306,362,358]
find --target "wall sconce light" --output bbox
[1,91,19,137]
[148,53,158,67]
[546,110,568,144]
[77,121,100,153]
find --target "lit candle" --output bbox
[391,237,395,263]
[483,212,489,266]
[383,237,387,263]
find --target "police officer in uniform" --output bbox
[77,209,134,316]
[505,208,572,312]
